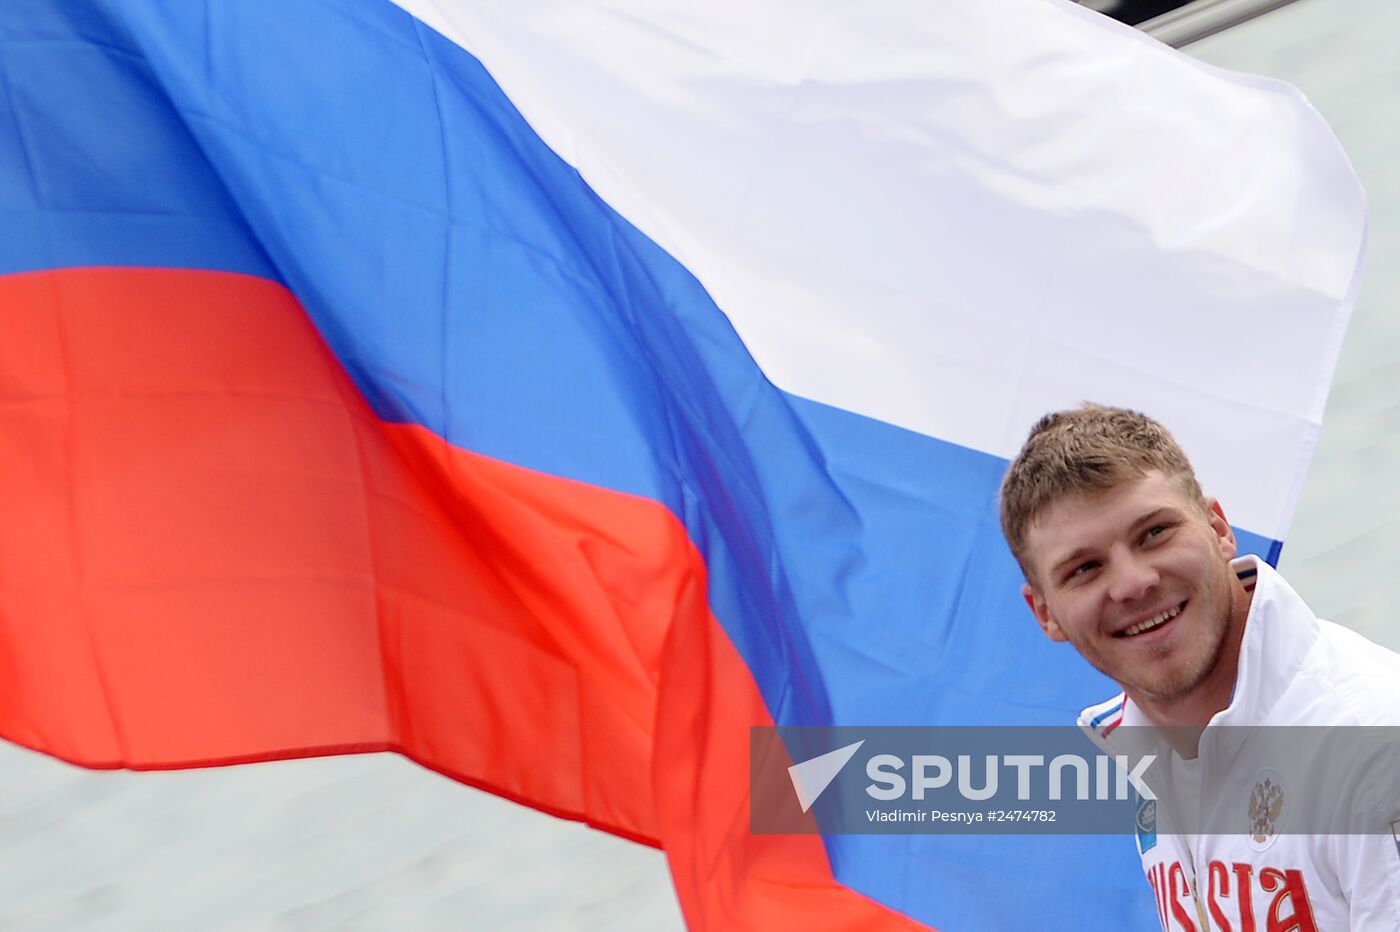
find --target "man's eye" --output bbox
[1070,561,1098,579]
[1143,524,1170,542]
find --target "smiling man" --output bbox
[999,403,1400,931]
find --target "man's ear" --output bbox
[1023,582,1067,642]
[1206,497,1237,561]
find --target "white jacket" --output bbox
[1079,556,1400,931]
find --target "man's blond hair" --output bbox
[999,404,1205,577]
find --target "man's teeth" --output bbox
[1122,605,1181,637]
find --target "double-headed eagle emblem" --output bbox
[1249,776,1285,844]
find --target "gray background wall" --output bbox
[0,0,1392,927]
[1191,0,1400,649]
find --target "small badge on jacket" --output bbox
[1247,770,1285,853]
[1136,795,1157,854]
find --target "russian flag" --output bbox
[0,1,1363,929]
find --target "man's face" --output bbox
[1020,470,1243,707]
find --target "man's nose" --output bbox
[1105,551,1159,602]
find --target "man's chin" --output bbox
[1122,665,1212,706]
